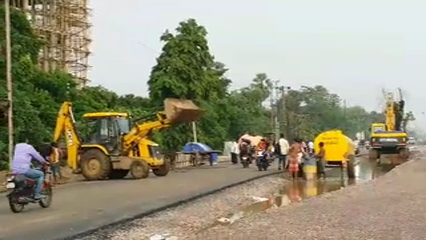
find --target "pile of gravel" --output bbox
[190,152,426,240]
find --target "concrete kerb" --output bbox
[60,171,282,240]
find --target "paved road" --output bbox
[0,162,279,240]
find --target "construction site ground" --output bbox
[0,161,278,240]
[192,148,426,240]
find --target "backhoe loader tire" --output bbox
[368,149,379,161]
[347,156,356,179]
[130,160,150,179]
[108,169,129,179]
[80,149,111,181]
[153,159,171,177]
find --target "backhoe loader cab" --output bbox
[82,112,131,153]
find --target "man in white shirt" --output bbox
[308,141,314,154]
[278,133,290,170]
[230,140,240,164]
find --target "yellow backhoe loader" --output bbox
[53,98,204,181]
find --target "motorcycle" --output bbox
[256,150,270,171]
[239,144,254,168]
[5,163,53,213]
[240,153,253,168]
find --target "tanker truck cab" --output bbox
[314,130,356,179]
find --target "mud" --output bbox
[201,157,395,230]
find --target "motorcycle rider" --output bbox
[239,138,252,163]
[256,139,269,166]
[11,140,50,200]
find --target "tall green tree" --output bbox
[147,19,227,150]
[148,19,221,103]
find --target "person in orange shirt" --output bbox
[256,139,269,167]
[316,142,326,179]
[49,142,63,185]
[257,139,267,151]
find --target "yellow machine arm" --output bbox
[383,91,396,131]
[52,102,80,170]
[121,112,171,151]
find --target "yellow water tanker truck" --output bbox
[314,130,356,179]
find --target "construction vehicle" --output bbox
[314,130,356,179]
[53,98,204,181]
[368,89,408,161]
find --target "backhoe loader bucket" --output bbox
[164,98,204,123]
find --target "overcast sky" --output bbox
[88,0,426,127]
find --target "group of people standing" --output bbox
[231,134,326,180]
[276,135,326,180]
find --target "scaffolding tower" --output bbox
[7,0,91,86]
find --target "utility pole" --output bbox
[278,86,291,138]
[343,99,347,117]
[5,0,13,169]
[269,84,275,136]
[273,80,280,142]
[269,80,280,140]
[192,122,197,142]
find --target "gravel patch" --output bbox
[190,150,426,240]
[77,175,287,240]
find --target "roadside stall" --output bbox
[181,142,221,166]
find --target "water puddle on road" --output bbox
[206,159,394,229]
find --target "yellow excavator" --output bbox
[368,89,408,162]
[53,98,204,181]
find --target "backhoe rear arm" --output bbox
[53,102,80,170]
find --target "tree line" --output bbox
[0,9,384,169]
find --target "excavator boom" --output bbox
[52,102,80,171]
[384,92,396,131]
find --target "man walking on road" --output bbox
[308,140,314,154]
[230,140,239,164]
[316,142,326,179]
[11,141,49,200]
[278,134,289,171]
[49,142,63,184]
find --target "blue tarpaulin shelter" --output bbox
[182,142,218,163]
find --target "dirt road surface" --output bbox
[193,149,426,240]
[0,162,279,240]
